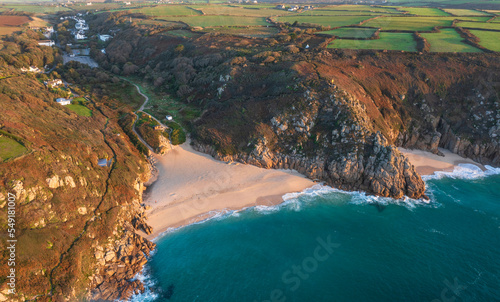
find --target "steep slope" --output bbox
[0,74,153,301]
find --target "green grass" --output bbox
[0,135,28,161]
[469,30,500,52]
[162,15,268,27]
[277,15,373,28]
[192,5,292,16]
[443,9,493,16]
[133,5,202,16]
[328,32,417,51]
[456,21,500,30]
[2,5,71,13]
[397,7,450,16]
[203,26,279,38]
[297,10,386,16]
[66,104,92,117]
[422,28,482,52]
[363,16,454,31]
[322,5,401,14]
[320,27,377,38]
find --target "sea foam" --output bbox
[423,164,500,181]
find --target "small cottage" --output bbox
[56,98,71,106]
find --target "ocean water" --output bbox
[131,165,500,302]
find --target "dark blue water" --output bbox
[134,168,500,302]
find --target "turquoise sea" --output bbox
[132,165,500,302]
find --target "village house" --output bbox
[98,34,112,42]
[288,5,299,11]
[276,4,285,9]
[21,66,43,73]
[38,40,55,47]
[56,98,72,106]
[165,115,173,121]
[45,79,63,88]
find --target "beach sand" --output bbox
[400,147,484,175]
[142,143,485,239]
[142,141,315,239]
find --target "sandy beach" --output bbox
[142,141,315,239]
[142,143,485,239]
[400,147,484,175]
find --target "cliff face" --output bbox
[0,76,154,301]
[193,87,425,199]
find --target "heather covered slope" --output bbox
[0,74,150,301]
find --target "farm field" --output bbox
[1,5,71,14]
[322,5,401,14]
[443,9,493,16]
[328,32,417,51]
[319,27,378,38]
[277,15,373,27]
[456,21,500,30]
[191,5,292,16]
[0,15,30,26]
[297,10,387,16]
[202,26,279,37]
[362,16,454,31]
[0,135,28,162]
[469,30,500,52]
[397,7,450,16]
[422,28,482,52]
[132,5,202,17]
[0,27,20,36]
[164,15,268,27]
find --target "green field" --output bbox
[469,30,500,52]
[320,27,378,38]
[192,5,292,16]
[133,5,202,16]
[203,26,279,37]
[363,16,454,31]
[0,135,28,161]
[456,21,500,30]
[297,10,386,16]
[1,5,71,13]
[163,15,268,27]
[397,7,450,16]
[277,15,373,28]
[328,32,417,51]
[443,9,493,16]
[323,5,401,14]
[66,104,92,117]
[422,28,482,52]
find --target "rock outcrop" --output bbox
[193,88,426,199]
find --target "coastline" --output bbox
[142,140,315,240]
[141,144,487,241]
[399,147,485,175]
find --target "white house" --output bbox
[45,79,63,88]
[166,115,173,121]
[56,98,71,105]
[98,34,112,42]
[86,2,92,5]
[75,31,86,40]
[38,40,55,47]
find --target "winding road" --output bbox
[125,80,170,154]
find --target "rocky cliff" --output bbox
[193,86,425,199]
[0,74,155,301]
